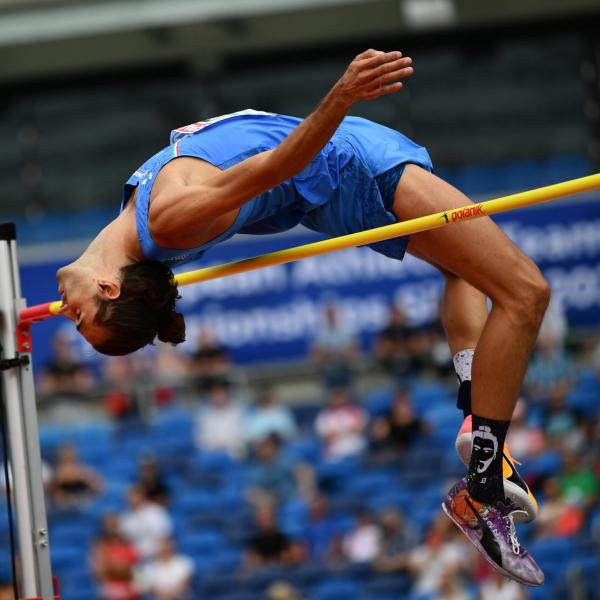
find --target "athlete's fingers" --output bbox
[360,51,403,69]
[363,68,413,96]
[368,65,414,88]
[355,48,382,60]
[363,81,404,100]
[368,57,412,80]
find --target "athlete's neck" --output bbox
[74,207,143,275]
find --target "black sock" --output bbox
[467,414,510,504]
[456,380,472,419]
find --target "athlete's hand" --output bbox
[334,49,413,106]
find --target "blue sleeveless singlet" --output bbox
[121,110,433,268]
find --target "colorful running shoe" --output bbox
[455,415,538,523]
[442,478,544,587]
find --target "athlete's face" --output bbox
[56,265,108,347]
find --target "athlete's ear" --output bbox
[96,279,121,300]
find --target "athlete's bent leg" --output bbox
[408,245,539,521]
[394,164,547,586]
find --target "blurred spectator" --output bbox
[437,569,471,600]
[194,382,246,459]
[0,584,13,600]
[303,494,338,561]
[525,334,573,402]
[90,513,140,600]
[374,508,418,573]
[575,415,600,467]
[310,303,359,389]
[342,509,382,563]
[374,304,414,376]
[189,328,231,393]
[407,514,472,596]
[478,570,528,600]
[370,388,429,460]
[138,538,195,600]
[50,444,103,509]
[120,486,173,559]
[266,581,305,600]
[246,388,297,444]
[151,344,188,409]
[535,478,585,539]
[38,331,94,397]
[246,433,307,507]
[154,343,188,383]
[558,450,598,511]
[136,456,170,507]
[102,356,142,423]
[506,399,546,460]
[244,506,302,569]
[315,387,367,461]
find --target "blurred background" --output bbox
[1,0,600,599]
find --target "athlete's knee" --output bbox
[500,259,550,329]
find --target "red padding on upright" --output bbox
[19,302,54,324]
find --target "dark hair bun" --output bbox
[158,312,186,344]
[93,261,187,356]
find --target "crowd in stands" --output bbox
[0,301,599,600]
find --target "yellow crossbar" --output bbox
[24,172,600,323]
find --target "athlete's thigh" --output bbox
[395,164,539,300]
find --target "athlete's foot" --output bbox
[455,415,538,522]
[442,478,544,587]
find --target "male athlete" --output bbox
[56,50,548,585]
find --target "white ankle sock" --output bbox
[453,348,474,383]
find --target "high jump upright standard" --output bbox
[0,223,57,600]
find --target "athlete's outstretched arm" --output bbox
[150,49,413,237]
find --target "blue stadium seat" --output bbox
[173,490,221,515]
[50,524,94,548]
[367,490,413,514]
[58,587,98,600]
[279,499,309,536]
[528,537,575,577]
[362,386,394,417]
[312,579,361,600]
[245,566,288,592]
[51,545,85,571]
[409,382,452,415]
[520,451,562,479]
[188,451,236,474]
[569,554,599,594]
[288,562,331,587]
[200,549,243,574]
[286,437,322,463]
[216,593,260,600]
[200,571,233,596]
[179,530,226,557]
[363,573,411,597]
[316,457,360,493]
[566,372,600,417]
[343,471,396,496]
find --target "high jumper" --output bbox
[55,48,551,584]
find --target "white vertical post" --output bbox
[0,223,54,600]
